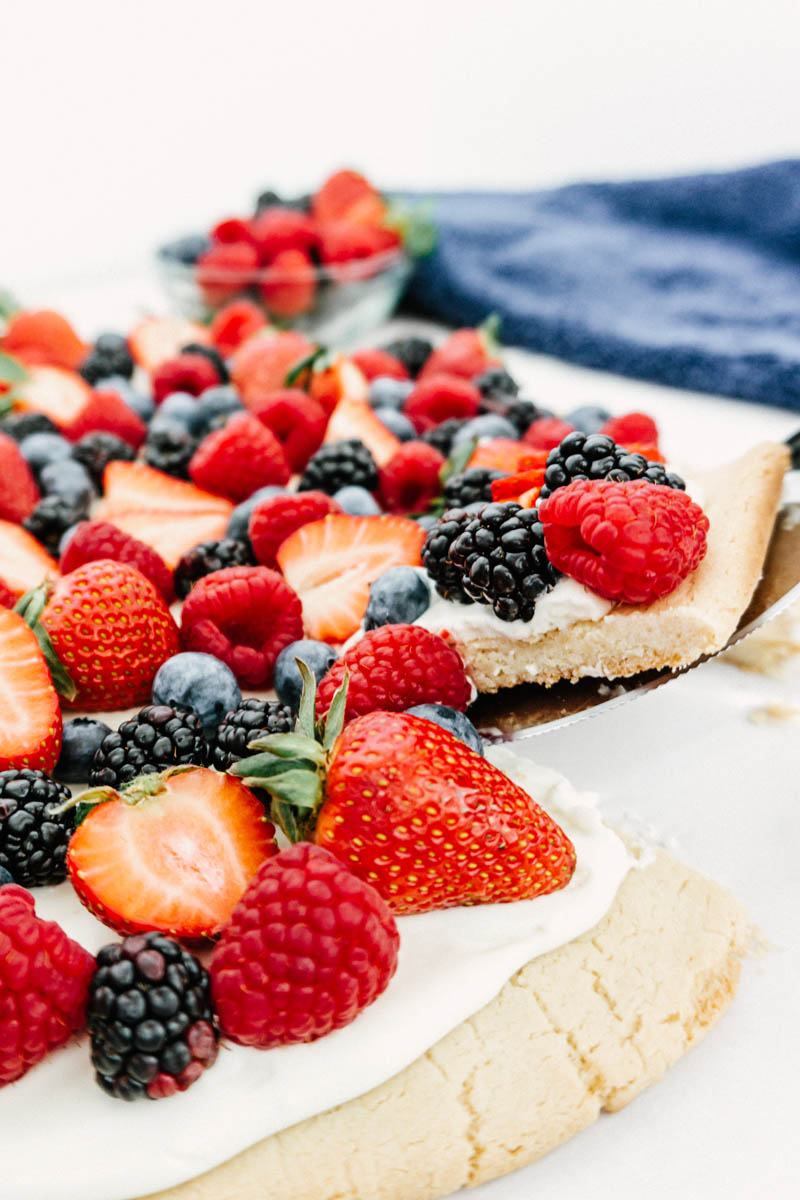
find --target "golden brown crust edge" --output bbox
[458,442,790,692]
[144,850,751,1200]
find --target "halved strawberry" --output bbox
[128,316,208,372]
[1,309,88,370]
[100,461,233,516]
[324,396,401,467]
[0,608,62,772]
[14,364,91,429]
[60,388,147,447]
[309,355,369,416]
[67,768,278,940]
[276,514,426,642]
[95,508,231,570]
[468,439,548,474]
[0,519,59,597]
[491,467,546,507]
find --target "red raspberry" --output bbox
[189,412,290,501]
[60,520,173,602]
[0,884,95,1086]
[180,564,303,686]
[403,374,481,433]
[151,352,222,405]
[350,348,409,381]
[196,241,260,308]
[210,843,399,1048]
[259,249,317,319]
[522,417,575,451]
[539,478,709,604]
[378,441,446,513]
[316,624,472,721]
[0,577,15,608]
[209,298,268,357]
[249,491,341,569]
[61,389,148,448]
[0,432,39,524]
[250,208,319,262]
[210,216,258,246]
[600,412,660,450]
[249,389,327,472]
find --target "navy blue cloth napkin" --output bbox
[404,160,800,410]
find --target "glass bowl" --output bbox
[155,242,413,347]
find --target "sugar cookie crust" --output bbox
[143,848,750,1200]
[451,442,789,692]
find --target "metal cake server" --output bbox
[471,470,800,741]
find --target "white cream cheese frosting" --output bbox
[1,747,634,1200]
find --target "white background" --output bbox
[3,0,800,296]
[2,3,800,1197]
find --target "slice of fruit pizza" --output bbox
[0,300,779,1200]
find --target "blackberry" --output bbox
[144,426,198,479]
[381,336,433,378]
[443,467,504,509]
[87,932,218,1100]
[23,495,89,554]
[72,432,136,488]
[174,538,255,599]
[421,508,479,604]
[211,699,294,772]
[89,706,208,790]
[448,502,558,621]
[298,439,378,495]
[499,398,542,436]
[420,418,466,457]
[0,769,72,887]
[0,411,59,442]
[539,431,685,499]
[474,366,519,400]
[79,333,134,385]
[181,342,229,384]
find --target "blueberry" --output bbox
[59,523,82,556]
[368,376,413,411]
[373,408,416,441]
[195,386,242,432]
[452,415,518,445]
[159,234,212,265]
[405,704,484,755]
[0,865,14,886]
[274,640,337,711]
[151,392,205,436]
[152,653,242,733]
[364,567,430,630]
[332,485,381,516]
[56,718,112,783]
[226,487,287,540]
[95,333,129,356]
[39,459,95,506]
[565,405,611,434]
[98,377,155,423]
[18,432,72,476]
[416,513,439,532]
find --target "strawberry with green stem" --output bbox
[232,664,577,915]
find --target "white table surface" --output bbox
[26,282,800,1198]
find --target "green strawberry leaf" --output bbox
[0,350,28,384]
[322,670,349,750]
[0,290,20,323]
[439,438,477,487]
[14,583,77,702]
[296,660,319,741]
[385,199,437,259]
[284,346,329,388]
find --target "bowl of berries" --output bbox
[156,170,433,346]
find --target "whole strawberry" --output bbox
[41,559,180,709]
[0,884,95,1086]
[233,670,576,914]
[211,842,399,1047]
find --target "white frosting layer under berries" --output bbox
[2,748,634,1200]
[415,573,614,641]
